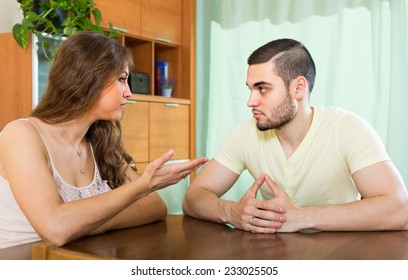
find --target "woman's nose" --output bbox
[124,83,132,98]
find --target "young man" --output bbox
[183,38,408,233]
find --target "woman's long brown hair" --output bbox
[32,31,135,189]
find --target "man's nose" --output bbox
[247,91,260,107]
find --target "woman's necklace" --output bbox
[61,124,86,174]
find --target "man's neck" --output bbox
[275,106,314,159]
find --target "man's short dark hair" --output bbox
[247,38,316,94]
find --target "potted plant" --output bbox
[12,0,119,59]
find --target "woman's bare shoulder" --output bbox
[0,119,42,150]
[0,118,42,147]
[0,119,43,177]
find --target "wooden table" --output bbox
[2,215,408,260]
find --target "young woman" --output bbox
[0,31,207,249]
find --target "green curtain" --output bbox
[196,0,408,200]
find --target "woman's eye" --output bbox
[119,77,127,84]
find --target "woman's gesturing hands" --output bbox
[140,150,208,192]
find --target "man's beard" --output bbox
[256,92,297,131]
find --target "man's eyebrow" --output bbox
[246,81,272,87]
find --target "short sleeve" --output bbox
[213,121,250,175]
[337,112,390,174]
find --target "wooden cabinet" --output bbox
[141,0,182,45]
[149,102,189,159]
[121,100,149,163]
[95,0,142,36]
[0,33,33,130]
[95,0,182,45]
[121,100,190,173]
[97,0,196,171]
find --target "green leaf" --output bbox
[51,0,68,10]
[108,23,121,38]
[19,0,35,13]
[92,8,102,26]
[42,20,58,35]
[25,11,44,23]
[112,23,123,37]
[90,25,104,35]
[61,16,72,28]
[12,23,28,49]
[63,26,78,36]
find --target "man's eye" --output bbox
[259,86,267,92]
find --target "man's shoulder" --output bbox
[315,106,350,116]
[315,106,375,136]
[315,106,363,123]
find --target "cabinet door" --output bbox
[94,0,141,36]
[149,102,189,160]
[121,101,149,163]
[141,0,182,45]
[0,33,32,130]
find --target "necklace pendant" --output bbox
[77,152,82,157]
[80,169,85,174]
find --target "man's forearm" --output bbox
[183,187,234,224]
[284,195,408,232]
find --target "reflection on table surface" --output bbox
[2,214,408,260]
[54,215,408,260]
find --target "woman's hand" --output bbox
[140,149,208,192]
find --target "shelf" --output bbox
[128,94,190,105]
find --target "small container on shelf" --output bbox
[154,60,168,96]
[160,78,176,97]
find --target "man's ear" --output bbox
[291,76,307,100]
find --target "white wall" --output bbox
[0,0,23,34]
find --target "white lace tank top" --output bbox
[52,150,112,202]
[28,119,112,202]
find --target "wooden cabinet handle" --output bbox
[126,100,137,104]
[156,37,172,43]
[113,26,128,33]
[164,103,179,107]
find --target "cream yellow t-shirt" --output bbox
[214,107,390,206]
